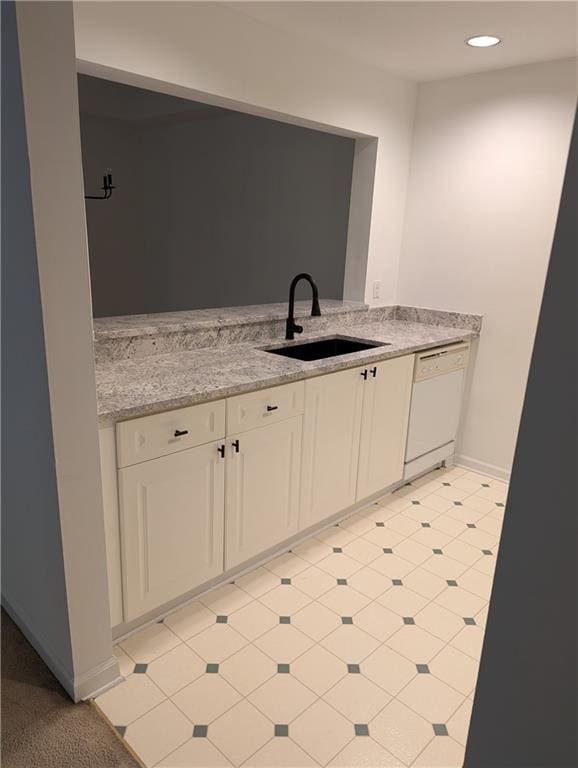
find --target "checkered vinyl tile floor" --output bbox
[95,465,507,767]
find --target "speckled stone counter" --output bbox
[95,304,482,425]
[93,301,375,364]
[94,300,370,338]
[93,301,481,365]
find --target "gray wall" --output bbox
[78,75,355,318]
[1,1,73,679]
[465,109,578,767]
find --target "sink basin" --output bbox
[265,336,388,362]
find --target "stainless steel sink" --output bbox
[265,336,388,362]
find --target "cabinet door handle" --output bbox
[361,369,368,380]
[217,444,225,458]
[370,366,377,378]
[266,405,278,412]
[174,429,189,437]
[232,439,240,453]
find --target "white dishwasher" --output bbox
[404,342,470,480]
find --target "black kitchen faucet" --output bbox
[286,273,321,340]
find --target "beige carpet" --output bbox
[1,609,141,768]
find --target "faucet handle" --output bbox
[294,323,304,335]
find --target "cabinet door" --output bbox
[356,355,414,501]
[119,441,225,621]
[225,416,302,570]
[300,367,365,530]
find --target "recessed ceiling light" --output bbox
[466,35,501,48]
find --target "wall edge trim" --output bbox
[74,656,122,701]
[454,454,511,482]
[1,591,75,697]
[1,591,121,701]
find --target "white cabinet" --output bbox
[300,367,365,529]
[225,416,302,569]
[99,426,124,627]
[300,355,414,528]
[110,353,416,626]
[227,381,304,434]
[356,356,414,500]
[116,400,225,468]
[119,440,225,622]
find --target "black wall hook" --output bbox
[85,172,115,200]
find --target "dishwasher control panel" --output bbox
[413,342,470,382]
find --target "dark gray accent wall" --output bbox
[465,110,577,766]
[78,75,355,317]
[1,1,73,677]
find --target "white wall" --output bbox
[73,4,576,476]
[9,1,119,700]
[73,1,417,306]
[398,58,576,477]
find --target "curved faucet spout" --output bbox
[286,273,322,340]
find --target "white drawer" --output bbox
[227,381,305,435]
[116,400,226,468]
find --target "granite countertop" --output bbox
[93,300,368,339]
[95,317,478,426]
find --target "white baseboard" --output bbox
[454,454,511,482]
[73,656,122,701]
[1,591,121,701]
[1,591,76,696]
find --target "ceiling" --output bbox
[229,1,577,82]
